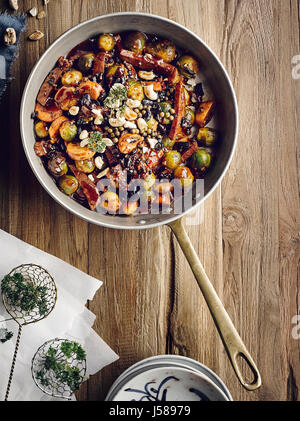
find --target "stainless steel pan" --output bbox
[20,12,261,391]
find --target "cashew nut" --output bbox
[137,118,148,132]
[138,70,156,80]
[95,156,104,169]
[124,107,138,121]
[144,84,158,101]
[147,138,158,148]
[109,116,126,127]
[79,130,89,140]
[126,98,141,108]
[124,121,137,129]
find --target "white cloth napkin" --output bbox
[0,229,118,401]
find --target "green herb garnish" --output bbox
[104,82,127,111]
[1,273,48,316]
[36,341,86,393]
[0,328,13,343]
[88,131,107,153]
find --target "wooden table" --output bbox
[0,0,299,401]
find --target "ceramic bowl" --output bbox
[105,355,232,401]
[110,366,229,401]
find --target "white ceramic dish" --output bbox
[105,355,232,401]
[111,366,229,401]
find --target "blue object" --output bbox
[0,12,26,99]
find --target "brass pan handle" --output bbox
[168,217,261,391]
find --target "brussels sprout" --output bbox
[162,136,176,150]
[124,32,147,54]
[59,120,77,141]
[143,172,156,190]
[75,159,95,173]
[145,40,176,63]
[106,64,127,82]
[98,33,115,51]
[177,55,199,77]
[35,121,48,138]
[99,191,120,213]
[190,149,211,170]
[77,53,95,73]
[184,106,195,125]
[58,175,79,195]
[61,70,83,86]
[128,80,144,101]
[197,128,218,146]
[121,201,139,215]
[174,166,194,187]
[47,154,68,176]
[158,102,171,114]
[165,150,181,170]
[147,116,158,131]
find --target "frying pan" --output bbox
[20,12,261,391]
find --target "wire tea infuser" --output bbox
[1,264,57,400]
[31,338,87,400]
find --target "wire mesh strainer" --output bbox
[31,338,87,400]
[1,264,57,400]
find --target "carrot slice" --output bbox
[77,80,104,100]
[118,133,143,154]
[181,141,199,162]
[169,80,185,141]
[48,116,69,142]
[195,101,216,128]
[35,102,63,122]
[69,164,99,211]
[119,49,180,84]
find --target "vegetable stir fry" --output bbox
[33,31,217,215]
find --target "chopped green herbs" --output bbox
[0,328,13,343]
[36,341,86,393]
[1,273,48,316]
[87,131,107,153]
[104,82,127,111]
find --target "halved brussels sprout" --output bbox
[124,32,147,54]
[143,172,156,190]
[98,34,115,51]
[58,175,79,195]
[75,159,95,173]
[174,166,194,187]
[35,121,48,138]
[59,121,77,142]
[162,136,176,150]
[147,116,158,131]
[48,155,68,176]
[158,102,171,114]
[177,55,199,77]
[145,40,176,63]
[61,70,83,86]
[184,106,195,125]
[77,53,95,73]
[99,191,120,213]
[165,150,181,170]
[190,149,211,169]
[128,80,144,101]
[197,128,218,146]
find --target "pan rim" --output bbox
[20,12,238,230]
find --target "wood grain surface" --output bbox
[0,0,299,401]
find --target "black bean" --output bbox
[81,93,91,107]
[142,99,153,107]
[195,82,204,98]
